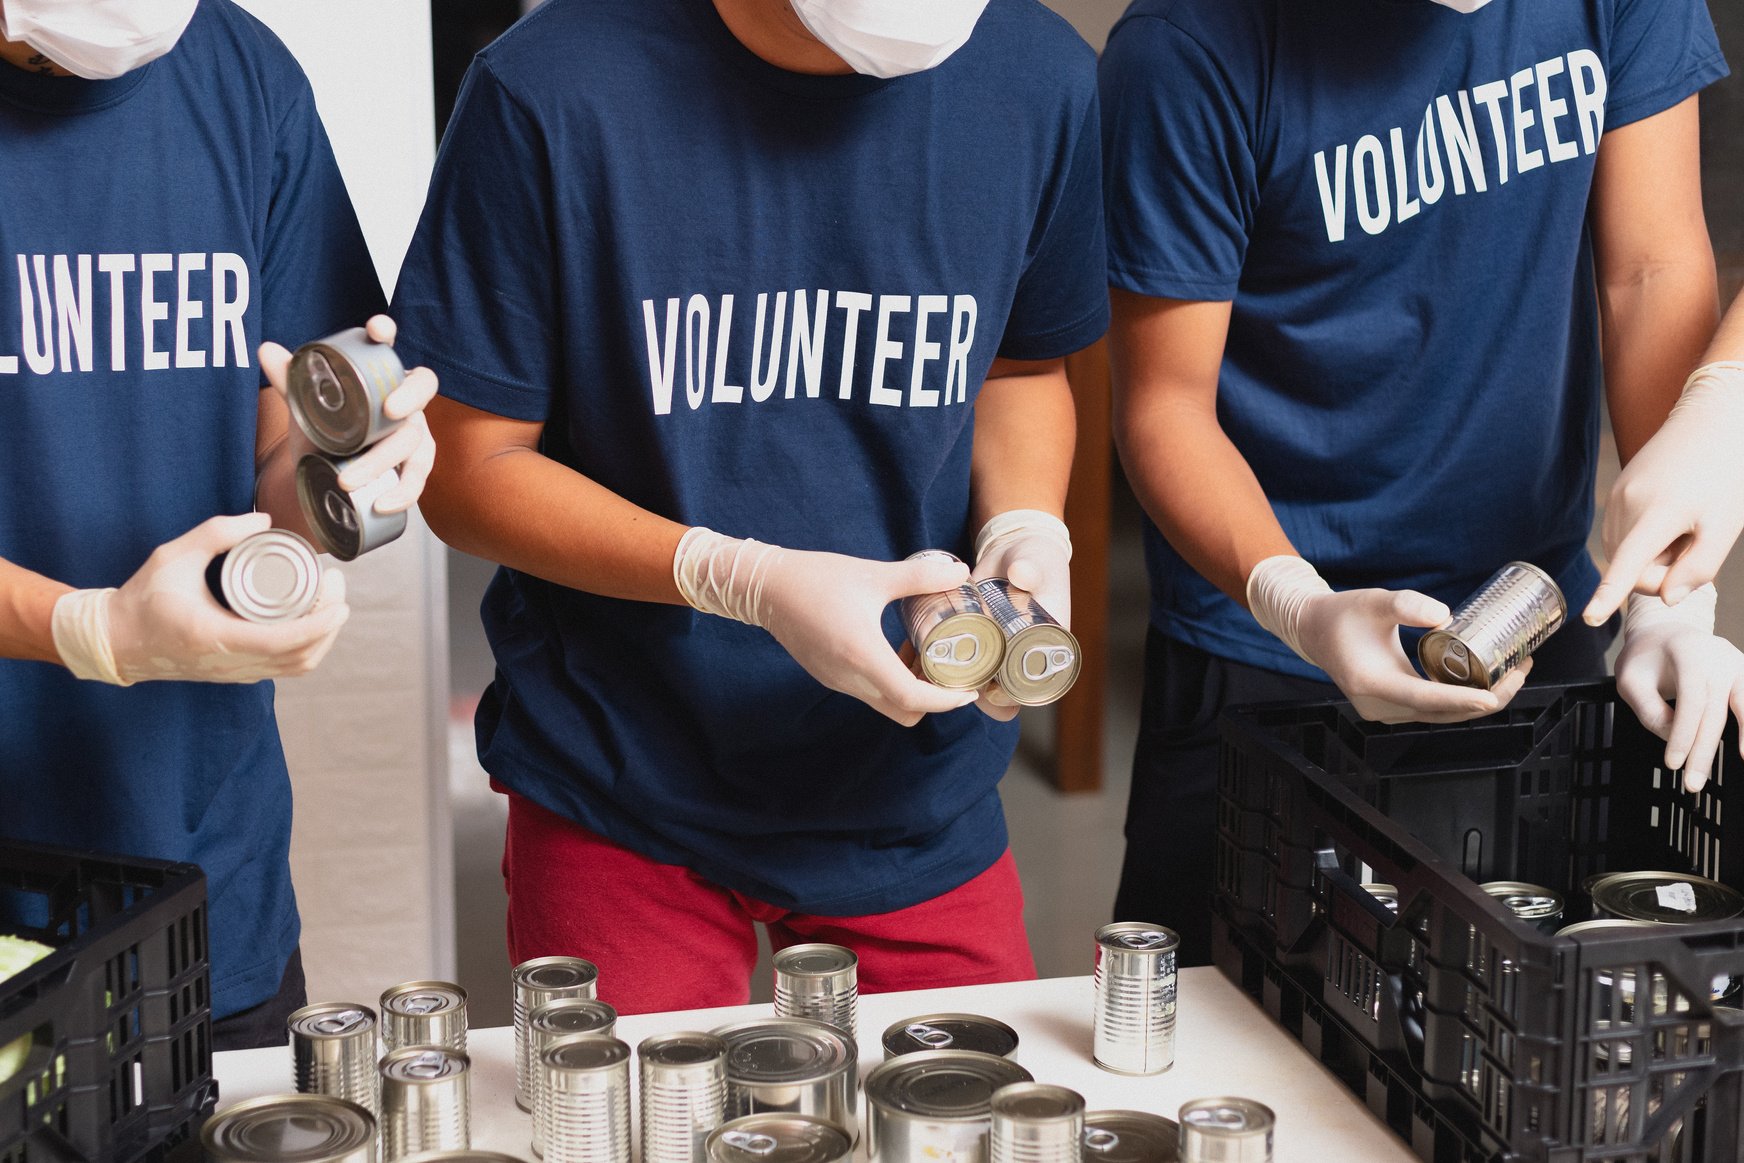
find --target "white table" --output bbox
[214,970,1413,1162]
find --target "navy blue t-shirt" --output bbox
[1101,0,1727,678]
[394,0,1106,915]
[0,1,382,1018]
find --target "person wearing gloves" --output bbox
[398,0,1104,1012]
[1101,0,1728,962]
[0,0,437,1048]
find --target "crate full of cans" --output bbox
[0,842,215,1163]
[1213,679,1744,1163]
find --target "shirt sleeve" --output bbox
[1603,0,1728,131]
[390,59,560,422]
[1100,14,1259,303]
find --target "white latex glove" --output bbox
[259,315,439,515]
[1585,362,1744,625]
[1614,585,1744,792]
[1246,556,1529,724]
[673,528,980,726]
[969,509,1073,721]
[51,513,349,685]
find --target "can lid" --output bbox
[1095,923,1181,954]
[398,1154,533,1162]
[865,1050,1032,1118]
[530,998,616,1036]
[287,329,404,456]
[1589,872,1744,924]
[990,1083,1084,1122]
[288,1002,376,1040]
[380,1046,469,1083]
[1360,884,1400,914]
[1555,919,1658,938]
[203,1094,374,1161]
[1083,1112,1180,1163]
[706,1114,852,1163]
[773,944,857,978]
[542,1033,631,1072]
[381,981,467,1017]
[220,531,321,623]
[712,1018,854,1082]
[1178,1098,1274,1137]
[513,956,600,993]
[882,1013,1019,1059]
[640,1031,728,1068]
[1479,881,1564,921]
[295,454,362,561]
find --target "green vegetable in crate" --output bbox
[0,934,54,1085]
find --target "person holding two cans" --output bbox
[1100,0,1734,961]
[0,0,437,1046]
[397,0,1103,1011]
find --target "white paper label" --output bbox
[1657,883,1699,913]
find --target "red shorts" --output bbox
[500,790,1038,1015]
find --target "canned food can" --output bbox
[640,1032,729,1163]
[203,1094,376,1163]
[772,944,859,1041]
[288,327,408,457]
[974,579,1080,706]
[379,1046,471,1160]
[512,958,600,1112]
[297,454,408,561]
[864,1049,1032,1163]
[381,982,468,1055]
[1083,1111,1180,1163]
[1587,871,1744,926]
[397,1154,529,1162]
[706,1114,853,1163]
[1093,923,1179,1076]
[712,1017,858,1142]
[290,1002,380,1115]
[900,553,1003,690]
[1418,562,1565,689]
[988,1083,1083,1163]
[1360,884,1399,915]
[206,530,322,623]
[1176,1098,1273,1163]
[536,1035,631,1163]
[881,1014,1019,1060]
[527,1000,618,1138]
[1479,881,1564,933]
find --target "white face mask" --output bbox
[790,0,990,79]
[0,0,198,80]
[1425,0,1497,11]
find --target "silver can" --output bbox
[900,552,1004,690]
[203,1094,376,1163]
[398,1155,530,1163]
[1176,1099,1273,1163]
[1083,1112,1179,1163]
[705,1114,853,1163]
[526,998,617,1127]
[380,1046,471,1160]
[864,1050,1032,1163]
[1361,884,1399,915]
[290,1002,379,1116]
[1479,881,1564,933]
[206,529,322,623]
[974,579,1080,706]
[881,1014,1019,1061]
[381,982,468,1055]
[772,944,858,1041]
[297,453,408,561]
[1093,923,1179,1076]
[1588,871,1744,925]
[1418,562,1566,689]
[640,1032,729,1163]
[988,1083,1083,1163]
[288,327,408,457]
[713,1017,858,1142]
[537,1035,631,1163]
[512,958,600,1112]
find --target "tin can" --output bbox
[380,1046,471,1160]
[900,553,1003,690]
[398,1155,529,1163]
[1083,1111,1180,1163]
[988,1083,1084,1163]
[974,579,1080,706]
[512,958,600,1112]
[706,1114,853,1163]
[1360,884,1399,915]
[881,1014,1019,1061]
[206,530,322,623]
[640,1032,728,1163]
[1176,1098,1273,1163]
[713,1017,858,1142]
[526,1000,618,1141]
[773,944,858,1041]
[297,453,407,561]
[290,1002,379,1115]
[288,327,408,457]
[1418,562,1565,689]
[1587,871,1744,926]
[536,1035,631,1163]
[1093,922,1179,1076]
[203,1094,376,1163]
[381,982,468,1055]
[1479,881,1564,933]
[864,1049,1032,1163]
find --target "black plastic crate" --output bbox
[1213,680,1744,1163]
[0,843,215,1163]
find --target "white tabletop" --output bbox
[213,969,1412,1162]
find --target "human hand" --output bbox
[1614,586,1743,792]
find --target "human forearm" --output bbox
[253,421,320,540]
[1601,257,1718,463]
[0,558,70,664]
[969,358,1075,530]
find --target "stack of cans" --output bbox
[900,554,1080,706]
[864,1049,1032,1163]
[379,1046,471,1160]
[382,981,469,1055]
[1176,1098,1273,1163]
[536,1034,632,1163]
[714,1017,858,1141]
[206,530,323,623]
[988,1083,1084,1163]
[881,1014,1019,1060]
[202,1094,376,1163]
[1083,1111,1180,1163]
[512,957,600,1111]
[527,999,618,1143]
[1419,562,1565,689]
[289,1002,379,1116]
[706,1114,853,1163]
[974,579,1080,707]
[1092,923,1179,1076]
[639,1032,729,1163]
[772,944,859,1041]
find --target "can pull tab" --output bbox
[405,1051,449,1079]
[1084,1130,1121,1154]
[313,1009,369,1036]
[1116,931,1173,950]
[1021,645,1074,681]
[402,994,446,1015]
[926,634,982,666]
[904,1023,955,1048]
[1184,1106,1248,1130]
[324,489,359,533]
[1441,640,1471,682]
[307,352,347,412]
[721,1131,780,1155]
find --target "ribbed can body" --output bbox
[1093,924,1179,1075]
[989,1085,1083,1163]
[512,958,601,1112]
[1418,562,1565,689]
[290,1003,379,1116]
[537,1037,632,1163]
[641,1033,729,1163]
[381,982,469,1055]
[528,1007,618,1154]
[772,945,859,1041]
[379,1047,471,1161]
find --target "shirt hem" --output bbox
[1605,52,1730,132]
[395,343,550,421]
[1107,262,1239,303]
[209,905,300,1021]
[997,301,1111,362]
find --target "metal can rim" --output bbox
[288,1001,377,1040]
[203,1093,375,1161]
[1177,1096,1274,1137]
[705,1112,853,1163]
[512,955,600,992]
[1478,880,1565,920]
[711,1017,855,1081]
[1588,871,1744,923]
[1095,922,1181,954]
[880,1012,1019,1058]
[864,1050,1033,1120]
[380,980,469,1016]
